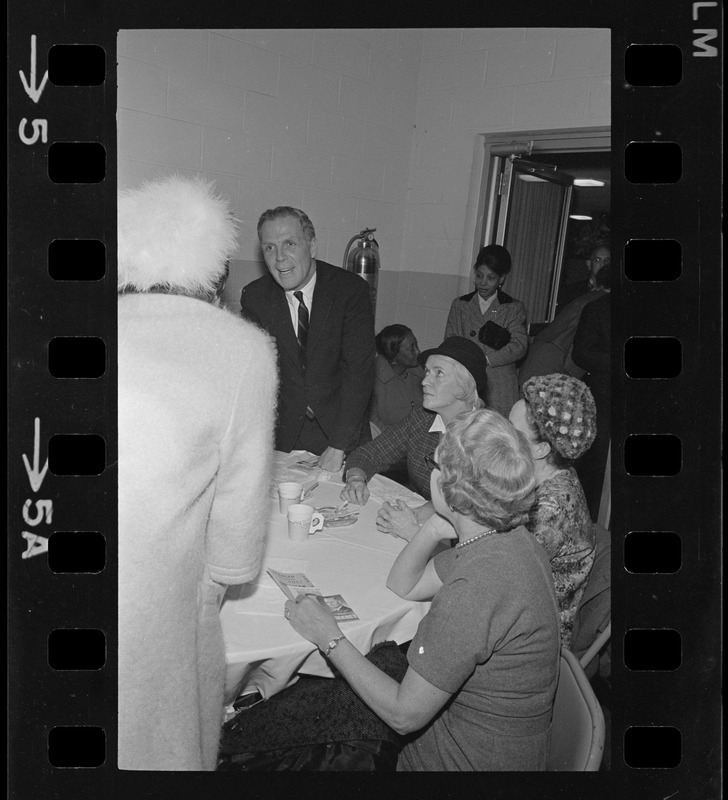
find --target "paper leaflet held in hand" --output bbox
[267,568,359,622]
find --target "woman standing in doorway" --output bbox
[445,244,528,418]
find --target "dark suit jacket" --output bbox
[572,292,610,380]
[240,260,375,453]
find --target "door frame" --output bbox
[496,156,576,323]
[459,126,611,295]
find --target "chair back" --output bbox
[546,648,605,771]
[571,523,611,678]
[579,621,611,673]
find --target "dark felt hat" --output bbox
[419,336,489,401]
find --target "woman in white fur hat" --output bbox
[117,174,278,770]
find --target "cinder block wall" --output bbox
[398,28,610,349]
[117,27,610,347]
[117,28,422,329]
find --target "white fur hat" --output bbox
[118,174,238,295]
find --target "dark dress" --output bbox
[572,293,611,520]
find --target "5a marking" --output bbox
[21,417,51,559]
[18,34,49,145]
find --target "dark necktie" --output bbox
[294,291,308,353]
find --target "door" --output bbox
[492,157,574,325]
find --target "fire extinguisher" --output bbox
[343,228,380,312]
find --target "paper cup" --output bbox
[278,482,303,514]
[287,504,325,542]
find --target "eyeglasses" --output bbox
[424,453,440,471]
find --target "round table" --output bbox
[220,453,430,704]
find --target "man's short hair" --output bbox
[257,206,316,242]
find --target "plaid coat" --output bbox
[345,406,440,499]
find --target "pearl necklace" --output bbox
[455,528,497,549]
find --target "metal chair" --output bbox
[546,648,605,771]
[579,621,611,674]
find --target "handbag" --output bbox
[217,641,410,771]
[478,320,511,350]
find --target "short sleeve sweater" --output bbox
[398,527,560,771]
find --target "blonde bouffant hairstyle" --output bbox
[118,174,238,302]
[437,409,537,531]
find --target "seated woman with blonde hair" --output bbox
[286,409,560,770]
[342,337,487,505]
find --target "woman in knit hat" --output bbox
[508,373,597,649]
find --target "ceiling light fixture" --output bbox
[569,214,593,221]
[573,178,606,187]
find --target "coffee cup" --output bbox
[287,504,325,542]
[278,482,303,514]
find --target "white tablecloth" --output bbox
[220,453,430,704]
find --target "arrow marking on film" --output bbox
[19,35,49,104]
[22,417,49,493]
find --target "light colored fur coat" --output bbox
[118,293,277,770]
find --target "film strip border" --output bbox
[7,3,722,796]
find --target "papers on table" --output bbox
[366,474,424,507]
[269,451,332,497]
[229,557,308,616]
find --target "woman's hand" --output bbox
[376,500,421,541]
[284,594,341,651]
[340,476,370,505]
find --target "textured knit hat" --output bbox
[419,336,489,401]
[521,373,597,460]
[118,174,238,296]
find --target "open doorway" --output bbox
[471,127,612,530]
[527,150,610,323]
[474,127,611,330]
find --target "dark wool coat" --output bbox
[445,289,528,417]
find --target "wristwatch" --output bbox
[323,634,346,657]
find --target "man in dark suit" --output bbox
[572,289,611,521]
[557,243,610,312]
[240,206,375,473]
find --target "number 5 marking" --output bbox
[19,117,48,145]
[22,498,53,527]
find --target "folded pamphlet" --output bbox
[266,568,359,622]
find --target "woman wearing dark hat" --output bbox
[508,373,597,649]
[444,244,528,418]
[341,336,488,509]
